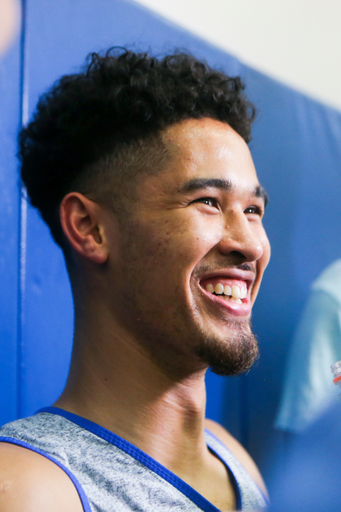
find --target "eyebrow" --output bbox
[178,178,269,207]
[254,184,268,207]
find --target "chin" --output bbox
[195,321,259,377]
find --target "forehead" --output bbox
[157,118,259,193]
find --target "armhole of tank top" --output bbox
[204,430,242,510]
[0,436,92,512]
[204,429,269,508]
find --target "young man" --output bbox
[0,50,270,511]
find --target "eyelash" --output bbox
[244,206,263,216]
[193,198,263,216]
[193,197,219,208]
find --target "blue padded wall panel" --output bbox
[0,40,21,425]
[240,66,341,472]
[20,216,74,417]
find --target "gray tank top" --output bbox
[0,408,268,511]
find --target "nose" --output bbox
[218,210,265,263]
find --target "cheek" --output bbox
[147,214,219,258]
[138,226,219,294]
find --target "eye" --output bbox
[244,205,263,216]
[192,197,219,208]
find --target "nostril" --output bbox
[230,250,247,260]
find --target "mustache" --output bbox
[234,263,255,273]
[193,262,256,277]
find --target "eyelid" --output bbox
[191,196,219,208]
[244,205,264,216]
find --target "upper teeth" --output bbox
[205,282,247,301]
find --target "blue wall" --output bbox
[1,0,341,480]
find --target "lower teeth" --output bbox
[213,293,242,304]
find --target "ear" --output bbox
[60,192,109,264]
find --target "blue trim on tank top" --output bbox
[0,436,92,512]
[204,430,242,508]
[204,429,269,506]
[38,406,242,511]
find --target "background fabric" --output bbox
[276,259,341,432]
[270,403,341,512]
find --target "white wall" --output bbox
[135,0,341,111]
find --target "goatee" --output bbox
[195,322,259,376]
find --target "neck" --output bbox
[55,311,210,474]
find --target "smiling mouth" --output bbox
[200,279,248,305]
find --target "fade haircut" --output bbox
[19,48,256,248]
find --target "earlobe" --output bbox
[60,193,108,264]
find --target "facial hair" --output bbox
[194,317,259,376]
[191,262,259,376]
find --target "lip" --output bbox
[198,268,256,317]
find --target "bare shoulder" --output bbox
[204,419,268,499]
[0,443,84,512]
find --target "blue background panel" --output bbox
[242,66,341,469]
[1,0,341,484]
[0,39,21,425]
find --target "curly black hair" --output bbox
[19,48,256,247]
